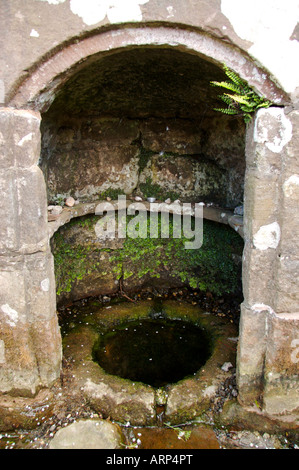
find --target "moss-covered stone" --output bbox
[51,213,243,304]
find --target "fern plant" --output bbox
[211,64,272,123]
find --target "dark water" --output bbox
[92,318,212,388]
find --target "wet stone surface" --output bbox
[56,297,239,426]
[122,424,220,449]
[0,290,298,449]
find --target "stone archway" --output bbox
[1,25,298,422]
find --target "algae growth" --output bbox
[51,213,243,297]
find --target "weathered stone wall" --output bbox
[1,1,298,107]
[0,108,61,396]
[51,213,243,306]
[41,115,245,208]
[0,0,298,425]
[238,108,299,418]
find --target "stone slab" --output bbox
[49,419,123,449]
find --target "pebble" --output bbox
[51,206,63,215]
[65,196,75,207]
[221,362,233,372]
[135,196,143,201]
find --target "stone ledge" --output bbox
[48,200,244,239]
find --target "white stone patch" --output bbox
[41,278,50,292]
[252,303,275,315]
[0,340,5,364]
[1,304,19,327]
[107,0,149,23]
[17,132,33,147]
[283,174,299,198]
[70,0,149,26]
[221,0,299,93]
[37,0,66,4]
[253,221,281,251]
[70,0,107,24]
[166,6,175,18]
[30,29,40,38]
[254,108,292,154]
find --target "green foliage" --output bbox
[211,64,272,123]
[111,214,243,296]
[164,423,191,442]
[52,231,100,295]
[97,188,125,200]
[52,213,243,297]
[51,194,66,206]
[138,148,155,172]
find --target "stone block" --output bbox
[237,303,267,406]
[263,312,299,416]
[243,171,279,240]
[0,108,41,169]
[0,309,40,395]
[140,118,202,155]
[15,166,48,253]
[29,316,62,388]
[24,250,57,321]
[138,153,227,205]
[0,253,61,395]
[0,260,28,324]
[0,169,20,253]
[274,256,299,313]
[245,108,291,174]
[0,166,48,255]
[81,117,139,145]
[47,146,140,201]
[49,419,123,449]
[242,242,277,307]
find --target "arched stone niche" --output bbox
[0,25,298,424]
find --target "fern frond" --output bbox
[211,80,242,94]
[224,93,252,107]
[210,64,273,124]
[223,65,251,93]
[213,107,239,116]
[219,94,235,106]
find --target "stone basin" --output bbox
[62,299,238,426]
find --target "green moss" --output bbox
[52,230,100,295]
[97,188,125,200]
[111,214,243,295]
[139,176,180,201]
[52,213,243,297]
[138,148,155,172]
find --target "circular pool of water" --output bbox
[92,318,213,388]
[61,299,237,425]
